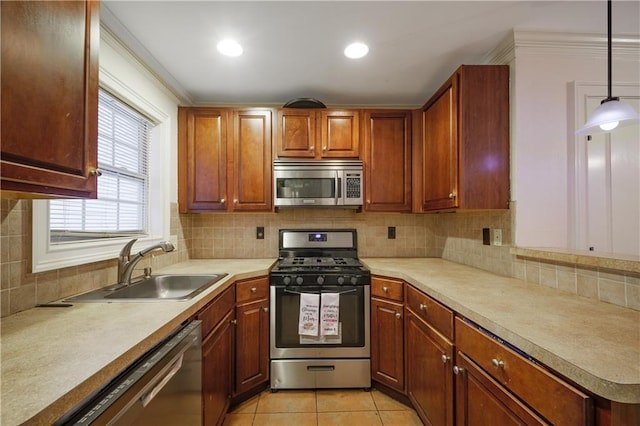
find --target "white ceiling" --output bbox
[102,1,640,107]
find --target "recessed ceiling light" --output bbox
[217,39,243,57]
[344,42,369,59]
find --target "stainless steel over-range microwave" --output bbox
[273,159,364,208]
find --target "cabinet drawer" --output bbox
[197,285,235,339]
[236,276,269,303]
[405,285,453,341]
[372,276,404,302]
[455,317,592,425]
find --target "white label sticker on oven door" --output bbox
[299,323,342,345]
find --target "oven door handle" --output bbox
[283,288,357,295]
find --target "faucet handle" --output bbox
[119,239,138,260]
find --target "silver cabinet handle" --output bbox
[230,319,237,325]
[491,359,504,369]
[453,366,463,375]
[395,312,401,319]
[251,287,257,293]
[89,168,102,177]
[309,146,314,151]
[221,198,226,204]
[441,354,450,364]
[449,192,455,199]
[382,286,388,293]
[419,303,427,311]
[263,307,269,313]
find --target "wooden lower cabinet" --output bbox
[234,277,270,396]
[455,351,547,425]
[202,310,235,426]
[454,317,593,426]
[371,298,404,391]
[405,307,454,426]
[235,298,270,395]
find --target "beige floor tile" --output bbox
[379,410,424,426]
[256,390,317,413]
[229,394,259,414]
[318,411,383,426]
[371,389,412,411]
[222,413,254,426]
[253,412,318,426]
[316,389,377,412]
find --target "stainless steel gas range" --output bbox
[269,229,371,390]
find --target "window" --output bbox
[49,90,151,243]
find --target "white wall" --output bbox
[509,31,640,249]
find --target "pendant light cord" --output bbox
[607,0,613,100]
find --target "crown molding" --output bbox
[100,6,192,105]
[485,30,640,64]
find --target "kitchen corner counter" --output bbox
[361,258,640,404]
[0,259,275,426]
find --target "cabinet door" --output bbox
[178,108,228,212]
[363,111,412,212]
[231,109,272,211]
[203,310,235,426]
[320,110,360,158]
[405,309,454,426]
[422,74,459,211]
[235,298,269,395]
[1,0,99,198]
[455,352,547,426]
[276,109,316,158]
[371,298,404,391]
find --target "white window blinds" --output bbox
[50,89,151,242]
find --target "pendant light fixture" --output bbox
[576,0,639,135]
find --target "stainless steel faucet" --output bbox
[117,239,175,286]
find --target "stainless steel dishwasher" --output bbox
[56,321,202,425]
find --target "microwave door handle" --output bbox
[335,171,340,205]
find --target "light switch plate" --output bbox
[493,229,502,246]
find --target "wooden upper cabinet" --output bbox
[1,0,100,198]
[276,109,360,159]
[178,108,228,212]
[419,65,510,212]
[363,110,412,212]
[320,110,360,158]
[230,109,272,211]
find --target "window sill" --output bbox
[510,247,640,274]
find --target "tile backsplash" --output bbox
[1,200,637,317]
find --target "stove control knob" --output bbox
[296,276,304,285]
[283,276,291,286]
[316,276,325,285]
[337,276,345,285]
[350,276,358,285]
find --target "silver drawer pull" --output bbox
[395,312,401,319]
[251,287,257,293]
[419,303,427,311]
[453,366,463,375]
[263,307,269,313]
[441,354,450,364]
[491,358,504,369]
[382,286,388,293]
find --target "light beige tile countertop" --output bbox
[2,258,639,425]
[361,258,640,405]
[0,259,275,426]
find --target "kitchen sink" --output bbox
[64,274,228,302]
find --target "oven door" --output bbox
[270,284,370,359]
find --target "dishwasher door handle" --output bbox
[141,354,184,407]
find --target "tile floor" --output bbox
[223,388,423,425]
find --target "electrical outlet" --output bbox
[493,229,503,246]
[388,226,396,239]
[482,228,490,246]
[256,226,265,239]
